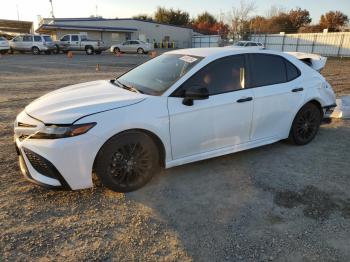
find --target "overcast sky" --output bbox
[1,0,349,28]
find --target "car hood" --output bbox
[25,80,146,124]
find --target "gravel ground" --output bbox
[0,53,350,262]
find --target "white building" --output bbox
[37,17,193,48]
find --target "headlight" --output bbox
[30,123,96,139]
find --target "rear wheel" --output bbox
[95,131,159,192]
[85,46,94,55]
[288,103,322,145]
[113,47,120,54]
[53,45,60,54]
[32,46,40,55]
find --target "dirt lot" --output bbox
[0,53,350,262]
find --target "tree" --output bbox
[320,11,349,32]
[132,14,153,21]
[194,12,217,25]
[225,0,256,39]
[289,8,312,29]
[154,7,190,26]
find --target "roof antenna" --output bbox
[49,0,55,19]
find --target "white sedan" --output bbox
[110,40,154,54]
[0,36,10,54]
[14,48,336,192]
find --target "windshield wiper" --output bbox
[110,79,143,94]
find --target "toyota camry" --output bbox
[14,48,336,192]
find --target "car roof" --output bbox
[165,47,279,59]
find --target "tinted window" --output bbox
[175,55,246,96]
[0,36,6,41]
[43,36,52,42]
[71,35,79,41]
[61,35,69,41]
[249,54,287,87]
[34,36,42,42]
[23,36,33,42]
[285,60,300,81]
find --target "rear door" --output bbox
[247,53,304,140]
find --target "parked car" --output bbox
[55,34,108,55]
[110,40,154,54]
[0,36,10,54]
[9,34,56,55]
[14,48,336,192]
[231,41,265,49]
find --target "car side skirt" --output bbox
[166,136,283,168]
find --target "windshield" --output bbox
[43,36,52,42]
[117,54,203,96]
[234,42,245,46]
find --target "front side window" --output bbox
[174,55,246,97]
[248,54,287,87]
[34,36,42,42]
[117,54,203,96]
[23,36,33,42]
[71,35,79,41]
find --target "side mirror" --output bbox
[182,86,209,106]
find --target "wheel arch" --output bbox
[92,128,166,172]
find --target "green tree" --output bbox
[132,14,153,21]
[154,7,190,26]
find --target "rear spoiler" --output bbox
[285,52,327,72]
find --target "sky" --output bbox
[1,0,349,28]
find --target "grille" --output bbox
[22,148,58,179]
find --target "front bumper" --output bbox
[15,133,103,190]
[323,103,337,118]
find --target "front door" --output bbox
[168,55,254,159]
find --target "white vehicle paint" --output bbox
[9,34,56,54]
[0,36,10,54]
[14,47,336,192]
[110,40,154,54]
[230,41,265,49]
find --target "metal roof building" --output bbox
[0,19,33,37]
[37,18,193,48]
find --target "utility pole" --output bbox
[95,5,98,18]
[16,4,19,21]
[49,0,55,19]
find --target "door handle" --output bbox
[237,97,253,103]
[292,87,304,92]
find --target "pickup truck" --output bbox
[54,34,108,55]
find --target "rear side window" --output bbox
[248,54,287,87]
[285,60,300,81]
[34,36,42,42]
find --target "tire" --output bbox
[95,131,160,192]
[32,46,40,55]
[53,45,60,54]
[0,50,7,54]
[113,47,120,54]
[8,48,14,54]
[44,51,52,55]
[137,48,144,54]
[95,50,102,54]
[288,103,322,145]
[85,46,94,55]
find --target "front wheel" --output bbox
[137,48,144,54]
[95,131,160,192]
[288,103,322,145]
[32,46,40,55]
[113,47,120,54]
[85,46,94,55]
